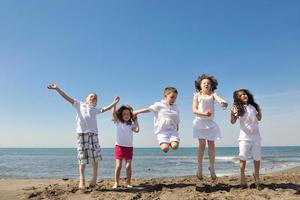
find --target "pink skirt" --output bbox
[114,145,133,160]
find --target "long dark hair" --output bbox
[116,105,135,124]
[194,74,218,92]
[233,89,260,117]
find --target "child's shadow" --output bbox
[195,183,300,194]
[99,183,196,193]
[258,183,300,194]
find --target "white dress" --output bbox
[193,94,221,141]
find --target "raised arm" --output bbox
[193,94,211,117]
[47,83,75,105]
[133,108,151,116]
[102,96,120,113]
[132,117,140,133]
[230,105,238,124]
[112,100,119,122]
[213,92,228,109]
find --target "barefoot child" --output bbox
[192,74,228,180]
[47,83,119,189]
[112,104,139,188]
[134,87,180,153]
[231,89,262,189]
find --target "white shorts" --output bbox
[157,131,180,145]
[239,140,261,161]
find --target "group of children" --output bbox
[48,74,263,190]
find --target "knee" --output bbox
[161,146,169,153]
[126,164,131,170]
[171,143,179,150]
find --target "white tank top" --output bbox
[115,122,134,147]
[195,94,215,120]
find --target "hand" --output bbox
[204,111,212,117]
[231,106,238,117]
[221,101,228,109]
[114,96,120,103]
[47,83,58,90]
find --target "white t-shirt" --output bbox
[115,122,134,147]
[149,100,180,134]
[238,104,261,141]
[73,100,103,134]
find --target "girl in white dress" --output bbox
[193,74,228,180]
[231,89,262,189]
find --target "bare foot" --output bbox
[78,179,86,190]
[208,167,217,180]
[126,180,132,188]
[196,171,203,180]
[253,173,262,190]
[112,183,119,189]
[89,178,97,187]
[240,173,248,188]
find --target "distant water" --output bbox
[0,147,299,179]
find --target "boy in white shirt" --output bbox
[134,87,180,153]
[48,83,119,189]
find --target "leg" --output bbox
[113,159,122,188]
[239,140,249,186]
[125,160,132,187]
[170,141,179,150]
[89,161,98,187]
[240,160,247,186]
[252,139,261,189]
[207,140,217,180]
[79,164,86,189]
[197,139,206,179]
[160,143,170,153]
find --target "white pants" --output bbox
[157,131,180,145]
[239,139,261,161]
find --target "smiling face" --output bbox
[122,109,132,122]
[237,91,249,104]
[201,78,212,93]
[85,93,98,106]
[165,92,177,105]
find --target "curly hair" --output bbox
[233,89,260,117]
[194,74,218,92]
[116,105,135,124]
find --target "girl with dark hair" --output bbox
[112,101,139,189]
[231,89,262,189]
[192,74,228,180]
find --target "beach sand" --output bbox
[0,167,299,200]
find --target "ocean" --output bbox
[0,147,299,179]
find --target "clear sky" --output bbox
[0,0,299,148]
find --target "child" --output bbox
[193,74,228,180]
[112,104,139,189]
[47,83,119,189]
[231,89,262,189]
[134,87,180,153]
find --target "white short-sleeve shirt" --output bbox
[149,100,180,134]
[115,122,134,147]
[238,104,261,141]
[73,100,103,134]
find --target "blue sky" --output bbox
[0,0,299,147]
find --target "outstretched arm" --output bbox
[102,96,120,113]
[47,83,74,105]
[133,108,151,116]
[213,92,228,109]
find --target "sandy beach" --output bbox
[0,167,299,200]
